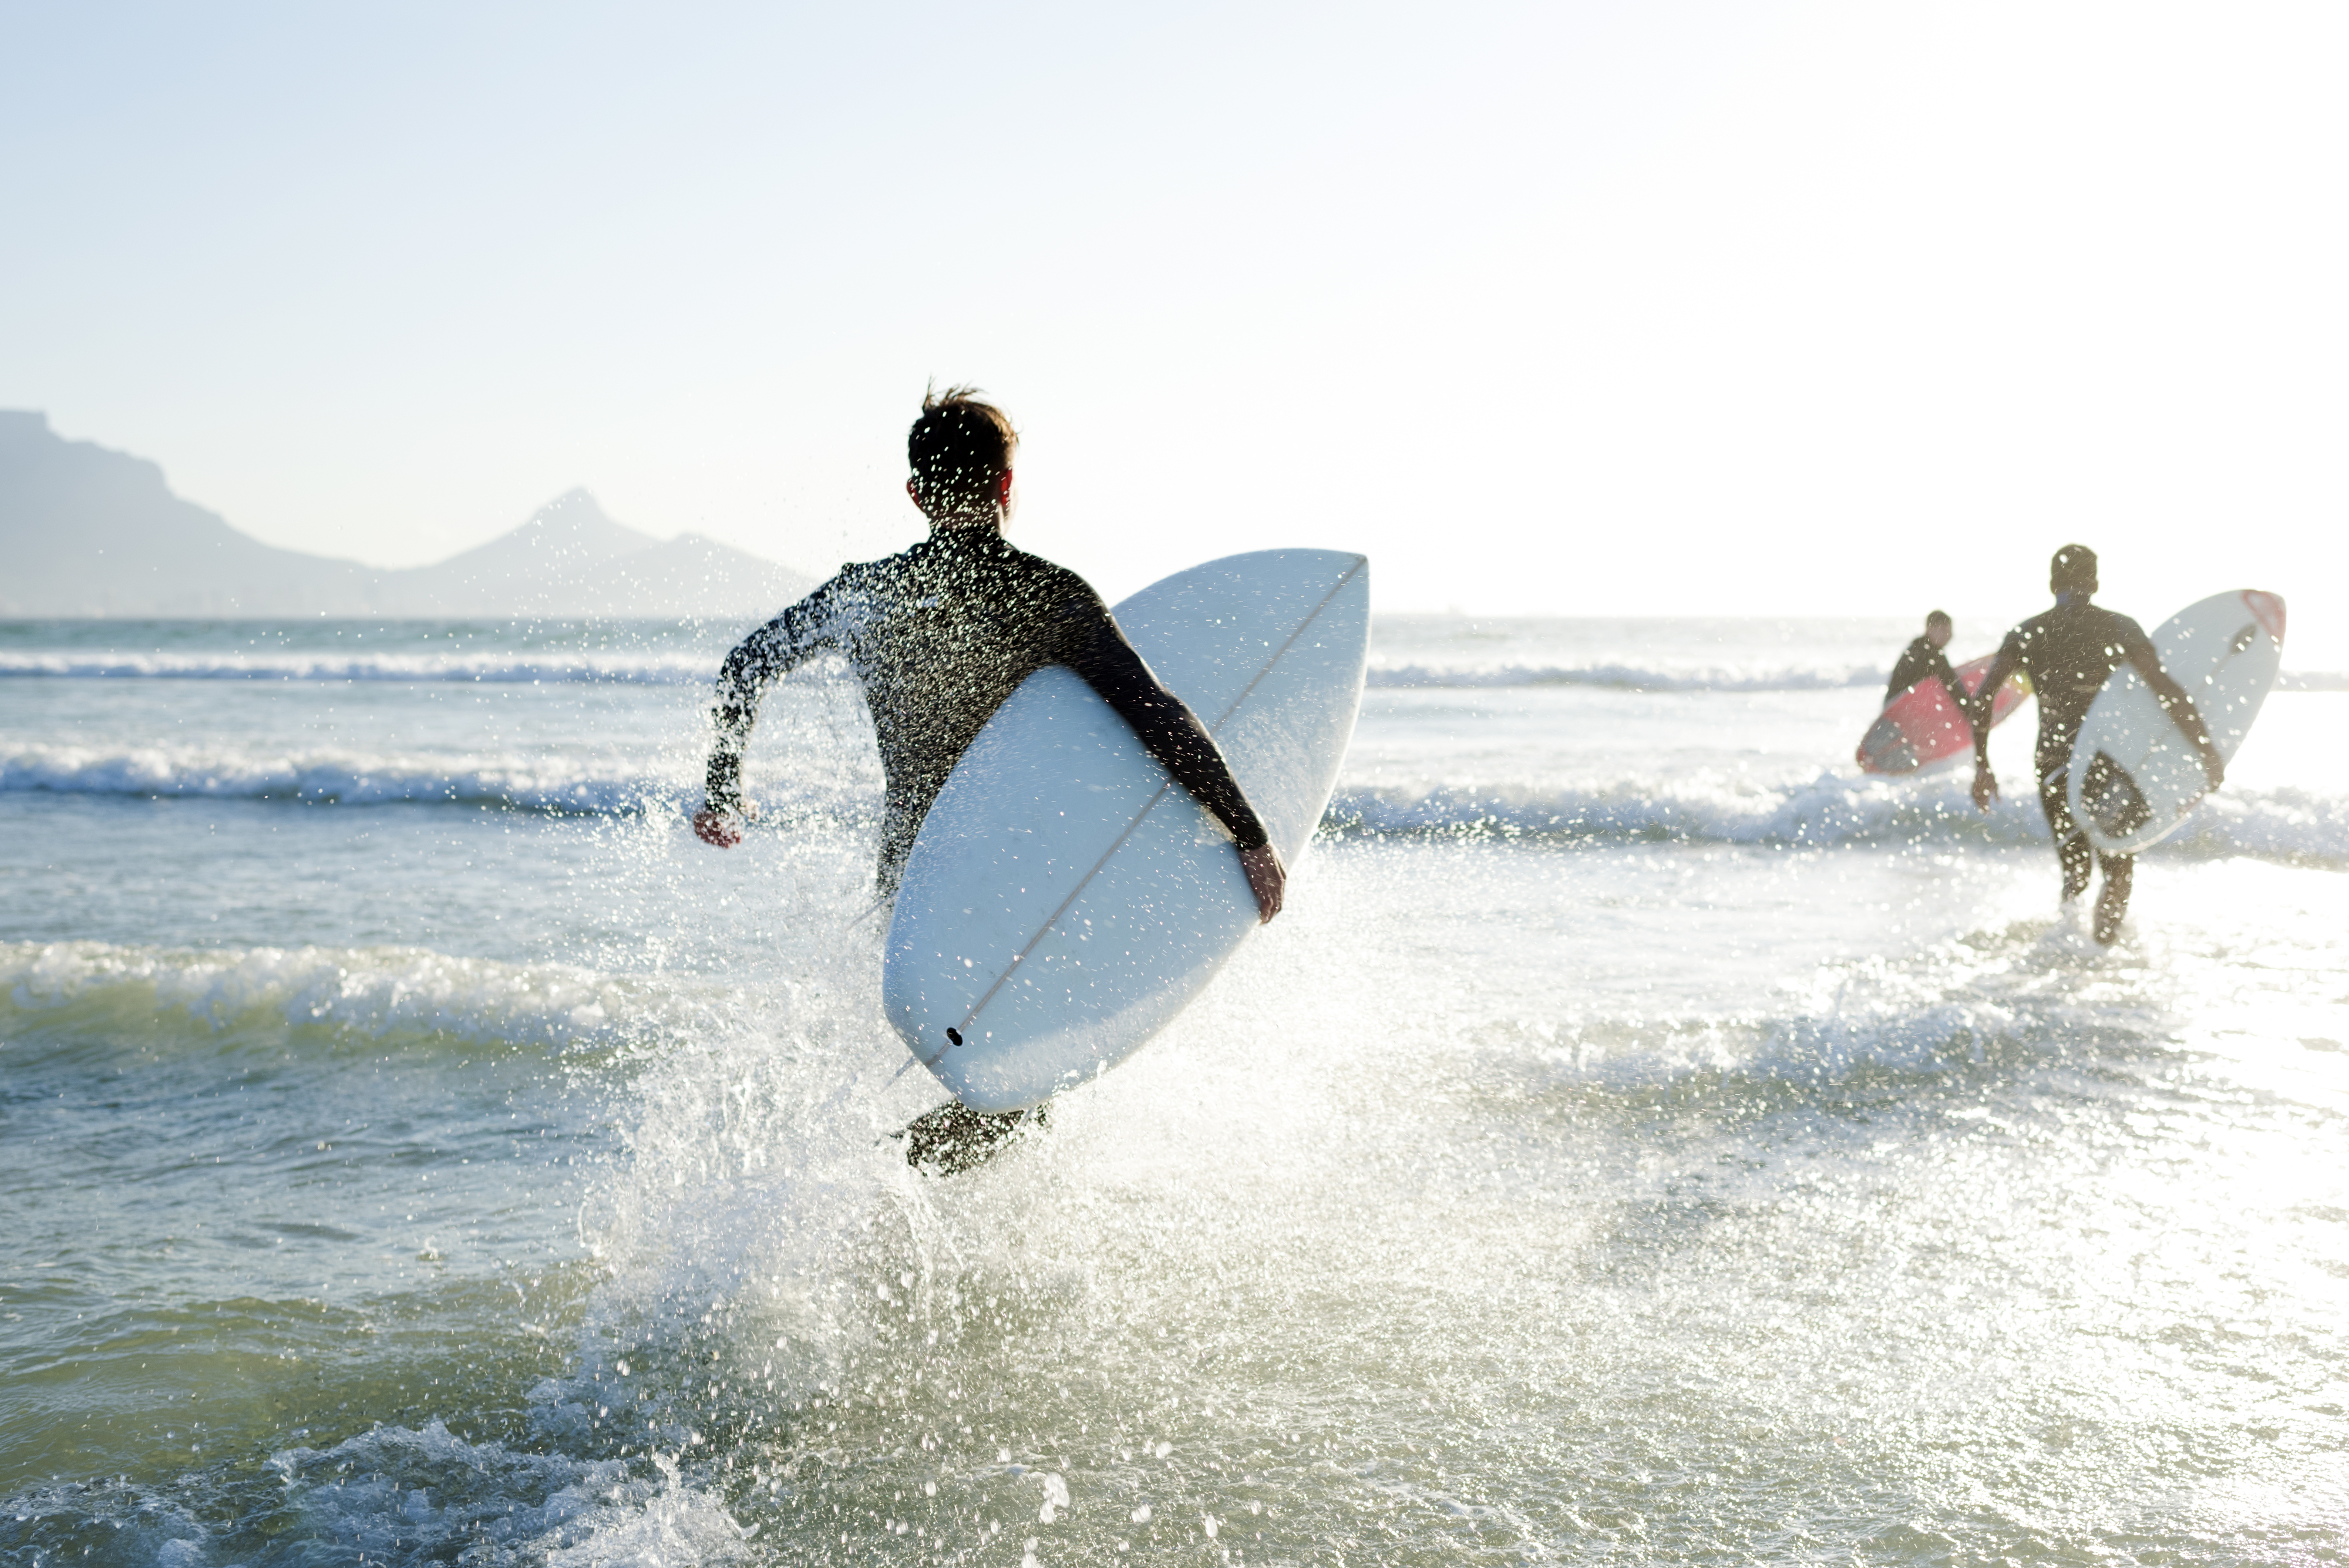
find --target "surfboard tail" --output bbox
[1856,712,1919,775]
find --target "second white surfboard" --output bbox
[2067,589,2285,856]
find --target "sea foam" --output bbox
[0,648,722,684]
[1365,661,1883,692]
[7,738,2341,864]
[1326,775,2349,864]
[0,742,676,811]
[0,939,714,1049]
[1367,659,2349,693]
[7,643,2343,702]
[268,1422,752,1568]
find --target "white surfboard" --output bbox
[881,549,1369,1113]
[2067,590,2286,856]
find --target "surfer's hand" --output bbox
[1971,762,1999,812]
[1240,842,1285,924]
[2202,749,2226,790]
[692,806,747,847]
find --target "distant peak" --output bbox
[507,488,645,548]
[422,487,659,575]
[525,487,615,529]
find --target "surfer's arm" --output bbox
[1968,642,2021,768]
[1968,637,2022,809]
[1065,623,1269,850]
[1065,618,1285,921]
[696,594,833,843]
[2126,639,2226,788]
[1930,650,1963,702]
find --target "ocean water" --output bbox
[2,612,2345,1566]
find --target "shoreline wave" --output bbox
[6,742,2339,863]
[0,938,720,1051]
[1365,661,1881,692]
[0,745,677,812]
[11,648,2339,695]
[1368,664,2349,694]
[0,650,726,684]
[1324,775,2349,863]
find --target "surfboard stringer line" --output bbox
[916,554,1368,1070]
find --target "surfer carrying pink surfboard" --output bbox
[1965,545,2225,944]
[1855,614,2028,776]
[1883,611,1960,707]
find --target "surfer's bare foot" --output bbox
[901,1100,1044,1175]
[1240,843,1285,923]
[1971,762,1999,812]
[2093,893,2126,945]
[2094,857,2133,944]
[692,802,755,847]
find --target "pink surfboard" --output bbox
[1856,654,2032,776]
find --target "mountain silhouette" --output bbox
[0,410,372,615]
[0,412,815,618]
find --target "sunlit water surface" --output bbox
[2,615,2345,1565]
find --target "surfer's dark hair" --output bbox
[1926,609,1951,630]
[908,384,1018,514]
[2050,544,2098,594]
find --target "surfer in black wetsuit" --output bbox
[1884,611,1960,706]
[691,386,1286,1171]
[1966,545,2223,945]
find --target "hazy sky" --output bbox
[5,2,2344,648]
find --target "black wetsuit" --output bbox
[1967,597,2210,923]
[1884,635,1960,706]
[1970,600,2158,805]
[706,527,1268,893]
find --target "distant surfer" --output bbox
[690,385,1286,1169]
[1966,546,2224,945]
[1884,611,1960,707]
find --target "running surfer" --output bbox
[1884,610,1960,707]
[1966,545,2224,945]
[691,385,1287,1170]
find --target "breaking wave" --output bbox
[1367,661,2349,694]
[8,646,2343,697]
[1324,775,2349,863]
[0,938,719,1049]
[9,738,2343,864]
[0,742,675,811]
[0,649,727,684]
[0,1421,752,1568]
[0,648,1883,694]
[1365,661,1882,692]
